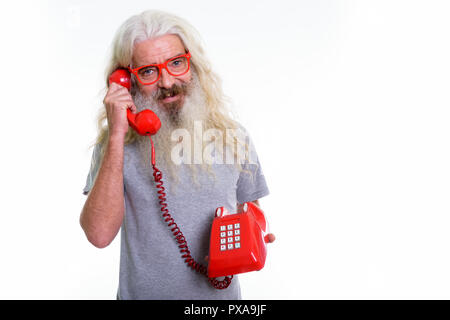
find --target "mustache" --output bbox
[155,83,190,100]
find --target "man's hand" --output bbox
[103,82,137,138]
[265,233,276,243]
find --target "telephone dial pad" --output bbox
[219,223,241,251]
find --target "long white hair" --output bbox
[91,10,252,180]
[94,10,238,145]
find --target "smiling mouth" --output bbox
[161,93,180,102]
[158,84,188,104]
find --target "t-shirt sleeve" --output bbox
[82,143,102,195]
[236,131,270,204]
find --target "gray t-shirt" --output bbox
[82,128,269,300]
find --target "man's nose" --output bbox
[158,68,175,89]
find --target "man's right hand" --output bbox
[103,82,137,138]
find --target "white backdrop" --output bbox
[0,0,450,299]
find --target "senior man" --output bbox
[80,9,274,300]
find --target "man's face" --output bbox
[131,34,192,111]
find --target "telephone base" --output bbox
[208,202,268,278]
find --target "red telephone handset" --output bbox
[108,69,161,136]
[208,202,269,278]
[108,69,234,289]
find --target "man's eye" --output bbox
[140,67,156,76]
[170,58,183,67]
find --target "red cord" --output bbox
[149,136,233,289]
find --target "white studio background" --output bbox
[0,0,449,299]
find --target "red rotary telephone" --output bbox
[108,69,268,290]
[208,202,269,278]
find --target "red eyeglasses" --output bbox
[128,51,191,85]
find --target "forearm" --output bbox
[80,134,125,248]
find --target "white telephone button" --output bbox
[227,244,234,250]
[235,236,240,242]
[227,231,233,236]
[220,226,226,231]
[220,238,226,244]
[235,242,241,249]
[234,223,240,229]
[227,237,233,243]
[220,232,226,238]
[234,229,240,235]
[227,224,233,230]
[220,245,226,251]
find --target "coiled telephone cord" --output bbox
[149,136,233,289]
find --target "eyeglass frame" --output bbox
[128,51,192,86]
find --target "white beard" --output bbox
[132,72,210,182]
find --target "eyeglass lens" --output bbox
[137,56,189,84]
